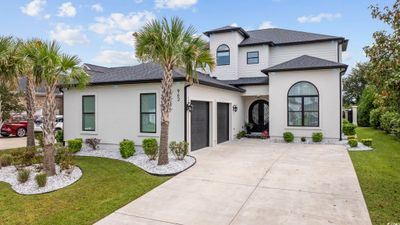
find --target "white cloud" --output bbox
[259,21,274,29]
[94,50,137,66]
[89,11,154,46]
[44,14,51,19]
[297,13,341,24]
[230,23,238,27]
[58,2,76,17]
[155,0,197,9]
[20,0,46,17]
[135,0,144,3]
[91,3,103,12]
[50,23,89,46]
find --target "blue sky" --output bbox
[0,0,394,74]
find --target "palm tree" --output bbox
[134,17,215,165]
[33,40,88,175]
[0,36,18,127]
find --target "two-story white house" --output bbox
[63,25,348,151]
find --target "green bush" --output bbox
[343,123,356,136]
[312,132,323,142]
[142,138,158,160]
[67,138,83,153]
[236,131,247,139]
[56,147,75,171]
[347,135,356,140]
[380,111,400,134]
[85,138,101,150]
[348,139,358,148]
[283,132,294,142]
[119,139,135,159]
[361,138,373,147]
[357,85,377,127]
[342,119,350,125]
[0,154,13,167]
[369,108,384,128]
[17,169,30,183]
[169,141,189,160]
[300,137,306,142]
[35,173,47,187]
[55,130,64,143]
[35,132,44,148]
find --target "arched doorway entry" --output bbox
[248,99,269,132]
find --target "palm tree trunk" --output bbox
[43,83,57,175]
[0,94,3,128]
[158,67,173,165]
[26,75,36,147]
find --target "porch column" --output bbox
[351,105,358,126]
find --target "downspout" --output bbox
[183,83,192,142]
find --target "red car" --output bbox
[1,121,28,137]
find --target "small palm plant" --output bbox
[134,17,215,165]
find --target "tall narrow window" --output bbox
[140,93,156,133]
[82,95,95,131]
[288,82,319,127]
[247,51,259,64]
[216,44,230,66]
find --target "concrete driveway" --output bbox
[96,139,372,225]
[0,136,27,150]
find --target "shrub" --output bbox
[17,169,30,183]
[343,123,356,136]
[55,130,64,143]
[142,138,158,160]
[261,130,269,139]
[380,111,400,134]
[67,138,83,153]
[283,132,294,142]
[119,139,135,159]
[347,135,356,140]
[312,132,323,142]
[0,154,13,167]
[35,173,47,187]
[369,108,383,128]
[301,137,306,142]
[169,141,189,160]
[56,147,75,171]
[35,132,44,148]
[85,138,101,150]
[348,139,358,148]
[342,119,350,125]
[236,131,246,139]
[361,138,373,147]
[357,85,376,127]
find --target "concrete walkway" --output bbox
[0,136,26,150]
[95,139,372,225]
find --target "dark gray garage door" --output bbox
[217,103,229,144]
[191,101,209,151]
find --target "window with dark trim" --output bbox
[82,95,95,131]
[216,44,230,66]
[247,51,259,64]
[287,81,319,127]
[140,93,156,133]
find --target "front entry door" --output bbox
[249,100,269,132]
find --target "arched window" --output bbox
[216,44,230,66]
[288,81,319,127]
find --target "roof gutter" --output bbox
[261,65,348,75]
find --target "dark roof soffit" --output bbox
[203,26,250,38]
[238,37,345,47]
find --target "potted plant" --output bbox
[245,122,253,134]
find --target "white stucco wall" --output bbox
[269,69,341,140]
[209,32,244,80]
[241,85,269,96]
[237,45,269,78]
[269,41,338,66]
[63,82,185,146]
[187,84,244,148]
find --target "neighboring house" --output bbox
[19,78,64,116]
[63,26,348,151]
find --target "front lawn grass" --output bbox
[349,127,400,225]
[0,156,170,225]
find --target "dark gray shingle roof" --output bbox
[261,55,348,74]
[223,77,269,86]
[83,63,244,92]
[239,28,344,46]
[204,26,249,38]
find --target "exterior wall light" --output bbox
[233,105,238,112]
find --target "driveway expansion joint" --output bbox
[114,211,184,225]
